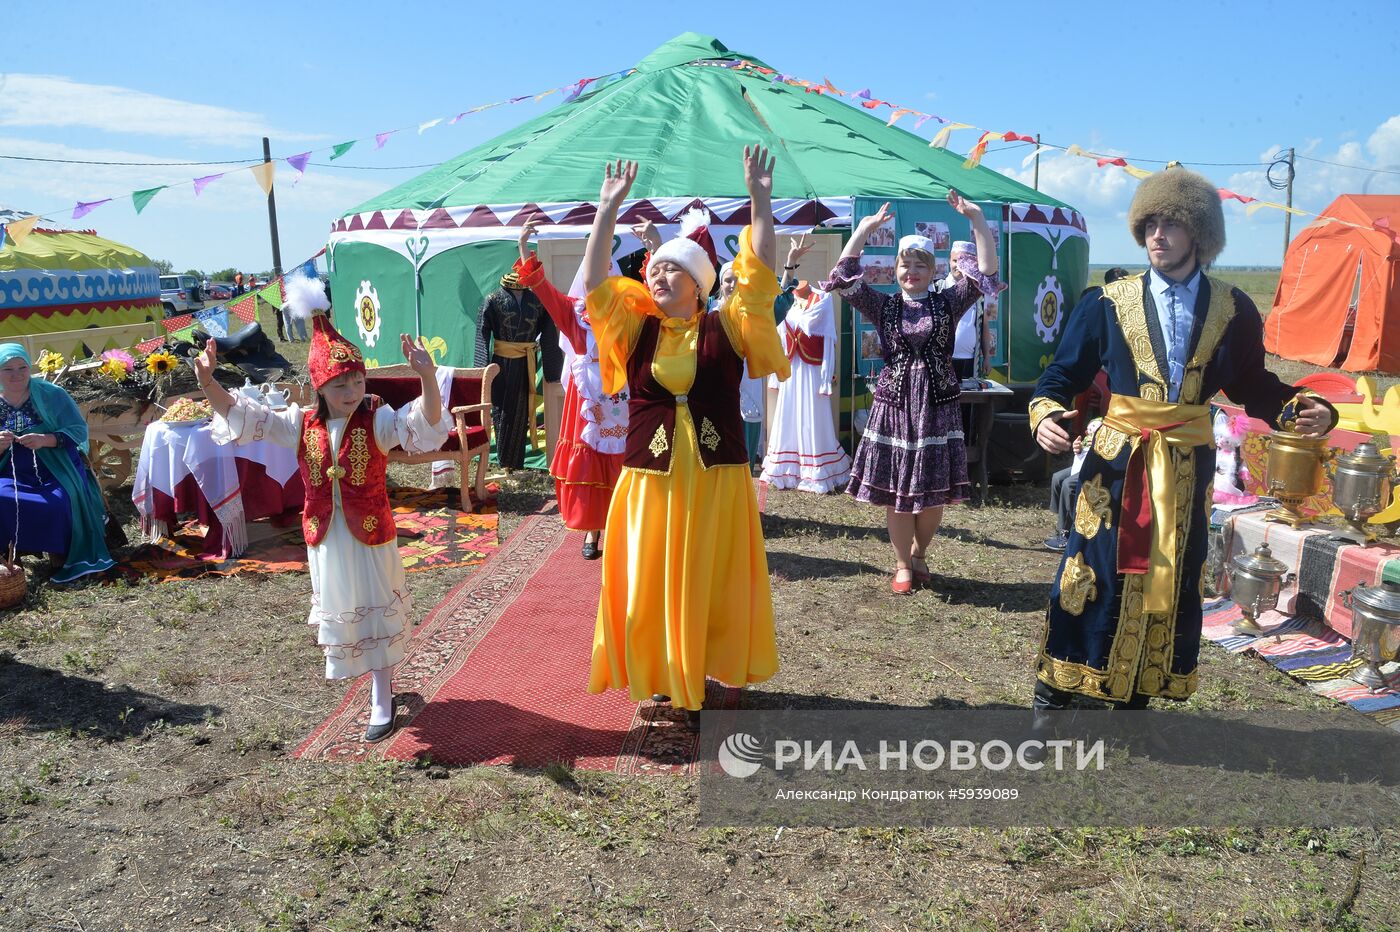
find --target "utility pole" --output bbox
[262,137,283,280]
[1282,146,1295,264]
[1033,133,1041,191]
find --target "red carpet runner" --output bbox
[295,507,737,773]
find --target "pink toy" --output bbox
[1213,411,1258,505]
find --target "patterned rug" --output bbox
[116,488,498,581]
[294,505,739,774]
[1201,597,1400,731]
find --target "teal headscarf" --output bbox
[0,343,113,582]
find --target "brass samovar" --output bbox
[1262,430,1333,529]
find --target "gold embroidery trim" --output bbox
[1057,553,1098,616]
[362,515,379,533]
[1028,396,1067,435]
[1104,277,1165,391]
[1073,474,1113,539]
[328,342,363,364]
[348,427,370,486]
[699,417,721,452]
[303,427,326,487]
[1093,426,1128,460]
[648,424,669,459]
[1186,276,1239,369]
[306,516,319,536]
[326,465,346,480]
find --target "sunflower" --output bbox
[145,350,180,376]
[36,350,66,376]
[97,358,131,383]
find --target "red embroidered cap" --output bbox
[307,313,365,389]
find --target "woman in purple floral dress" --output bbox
[827,192,1001,594]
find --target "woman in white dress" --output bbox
[193,285,447,742]
[760,279,852,493]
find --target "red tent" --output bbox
[1264,194,1400,373]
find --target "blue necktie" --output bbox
[1165,285,1182,400]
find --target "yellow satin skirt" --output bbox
[589,407,779,710]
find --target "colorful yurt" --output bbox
[328,33,1088,436]
[0,214,161,358]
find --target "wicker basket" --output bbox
[0,550,26,611]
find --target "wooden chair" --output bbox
[364,363,498,509]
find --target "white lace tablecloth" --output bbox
[132,419,299,556]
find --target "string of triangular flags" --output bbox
[0,69,634,247]
[720,59,1397,244]
[4,58,1393,249]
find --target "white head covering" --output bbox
[897,234,937,255]
[650,238,716,298]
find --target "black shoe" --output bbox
[651,694,671,704]
[1044,533,1069,552]
[581,539,600,560]
[364,698,398,743]
[685,708,701,727]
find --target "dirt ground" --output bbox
[1,305,1398,931]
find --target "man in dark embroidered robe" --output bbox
[1028,167,1336,711]
[475,270,564,470]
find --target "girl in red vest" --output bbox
[193,296,448,743]
[580,146,790,719]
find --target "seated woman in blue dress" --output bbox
[0,343,114,583]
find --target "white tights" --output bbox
[369,668,394,725]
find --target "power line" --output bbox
[307,161,442,170]
[1294,154,1400,175]
[0,154,261,167]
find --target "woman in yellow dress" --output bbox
[583,146,790,717]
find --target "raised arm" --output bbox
[582,160,637,294]
[780,235,813,290]
[840,202,895,261]
[518,216,588,353]
[948,189,999,277]
[744,145,777,271]
[402,334,441,427]
[192,338,236,418]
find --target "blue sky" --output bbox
[3,0,1397,272]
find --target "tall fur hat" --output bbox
[1127,166,1226,267]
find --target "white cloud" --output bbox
[0,74,323,145]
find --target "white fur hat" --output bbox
[650,208,717,298]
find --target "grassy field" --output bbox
[1,303,1397,930]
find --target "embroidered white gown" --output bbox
[213,395,449,679]
[760,289,852,493]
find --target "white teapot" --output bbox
[260,383,289,410]
[236,378,264,402]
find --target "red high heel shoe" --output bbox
[891,568,914,595]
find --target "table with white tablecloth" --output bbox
[133,419,304,559]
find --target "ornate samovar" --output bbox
[1342,580,1400,688]
[1262,431,1333,529]
[1327,441,1396,544]
[1226,543,1293,636]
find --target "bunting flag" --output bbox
[1096,156,1128,168]
[854,88,872,99]
[930,122,973,149]
[1122,164,1154,180]
[72,198,112,220]
[258,280,285,310]
[250,161,276,196]
[330,141,356,160]
[132,186,166,214]
[1218,188,1257,205]
[534,88,558,102]
[285,151,311,184]
[962,131,1006,169]
[4,215,39,245]
[1020,145,1054,168]
[418,118,442,134]
[860,98,887,109]
[886,108,915,127]
[823,77,845,96]
[193,173,224,196]
[375,131,395,149]
[914,114,940,129]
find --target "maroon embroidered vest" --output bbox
[624,313,748,472]
[298,396,395,546]
[785,327,824,366]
